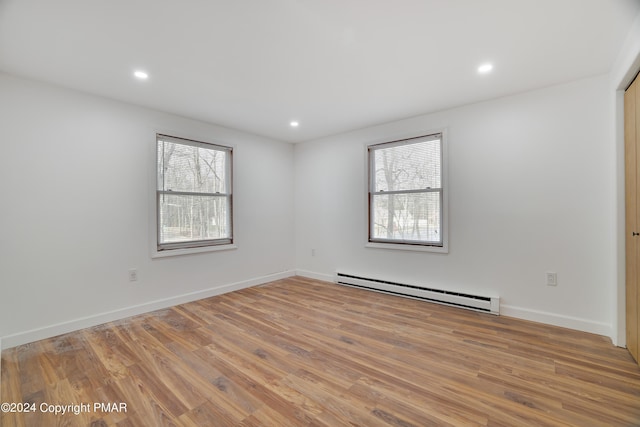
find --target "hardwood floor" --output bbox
[2,276,640,426]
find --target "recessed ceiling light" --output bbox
[477,63,493,74]
[134,70,149,79]
[290,121,299,127]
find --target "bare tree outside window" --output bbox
[156,134,232,251]
[369,133,443,246]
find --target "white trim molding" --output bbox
[295,269,335,283]
[296,270,613,339]
[501,304,612,339]
[0,270,295,351]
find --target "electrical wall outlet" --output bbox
[546,272,557,286]
[128,268,138,282]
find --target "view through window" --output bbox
[156,134,233,251]
[368,133,444,247]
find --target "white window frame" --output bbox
[151,133,236,258]
[365,130,448,253]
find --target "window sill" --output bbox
[151,244,237,258]
[365,242,448,254]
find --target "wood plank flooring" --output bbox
[2,276,640,426]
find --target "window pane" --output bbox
[159,194,230,244]
[373,138,441,192]
[158,140,227,193]
[371,192,441,243]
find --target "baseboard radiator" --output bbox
[335,272,500,315]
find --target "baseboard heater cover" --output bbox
[335,272,500,315]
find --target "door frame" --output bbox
[615,21,640,347]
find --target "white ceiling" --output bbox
[1,0,639,143]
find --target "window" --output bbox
[368,132,446,250]
[156,134,232,251]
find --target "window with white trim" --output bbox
[156,134,232,251]
[368,133,446,248]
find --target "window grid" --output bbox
[368,133,444,247]
[156,134,233,251]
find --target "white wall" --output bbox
[0,72,295,348]
[0,69,624,348]
[295,74,615,337]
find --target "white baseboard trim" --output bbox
[1,270,616,350]
[0,270,296,351]
[501,304,613,339]
[294,271,615,339]
[295,269,334,283]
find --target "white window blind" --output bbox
[368,133,444,247]
[156,134,232,251]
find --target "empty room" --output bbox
[2,0,640,426]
